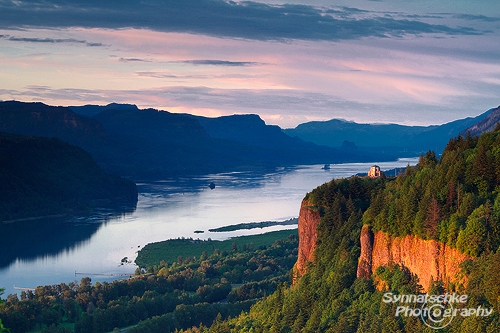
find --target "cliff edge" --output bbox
[357,225,471,291]
[293,200,321,282]
[294,199,471,290]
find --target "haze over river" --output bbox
[1,158,417,296]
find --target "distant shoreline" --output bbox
[1,213,67,224]
[207,218,298,232]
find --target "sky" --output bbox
[0,0,499,128]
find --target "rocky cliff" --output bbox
[293,200,321,282]
[294,198,471,290]
[357,225,471,291]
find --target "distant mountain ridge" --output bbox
[0,101,383,180]
[461,106,500,137]
[3,101,497,181]
[284,108,496,156]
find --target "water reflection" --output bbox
[0,204,136,269]
[138,168,295,195]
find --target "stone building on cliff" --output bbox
[368,165,381,178]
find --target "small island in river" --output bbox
[208,217,298,232]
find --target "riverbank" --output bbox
[0,226,299,333]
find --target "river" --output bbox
[0,158,417,297]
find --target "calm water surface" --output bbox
[0,158,417,296]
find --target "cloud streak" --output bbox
[173,60,261,67]
[135,71,266,80]
[119,57,151,63]
[0,0,485,41]
[453,14,500,22]
[0,34,104,46]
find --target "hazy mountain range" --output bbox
[0,101,377,180]
[1,101,498,181]
[284,105,500,157]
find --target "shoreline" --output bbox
[135,228,298,268]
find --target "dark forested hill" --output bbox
[0,101,134,177]
[0,132,137,221]
[284,108,494,156]
[0,101,108,146]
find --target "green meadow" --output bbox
[135,229,297,268]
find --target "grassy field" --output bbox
[135,229,298,268]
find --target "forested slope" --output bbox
[365,130,500,257]
[181,127,500,332]
[0,133,137,221]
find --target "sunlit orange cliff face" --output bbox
[294,200,470,291]
[293,200,321,283]
[356,225,470,291]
